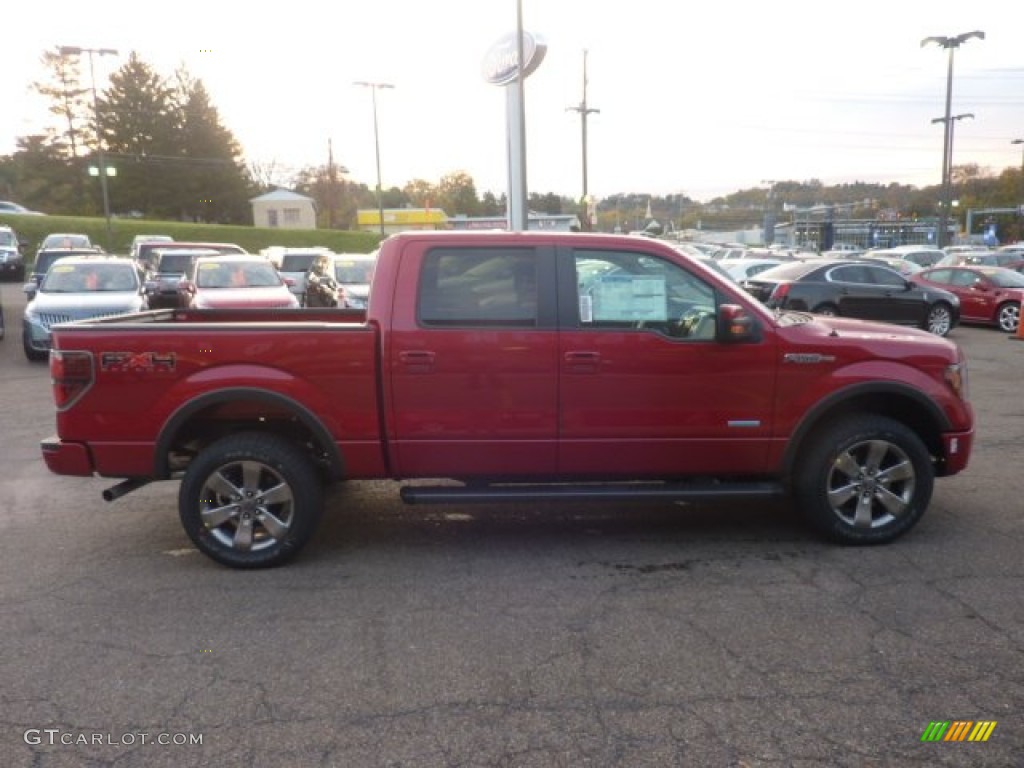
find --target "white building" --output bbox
[250,189,317,230]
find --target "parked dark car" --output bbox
[143,248,219,309]
[0,225,25,281]
[910,266,1024,333]
[742,259,960,336]
[134,240,246,274]
[28,247,104,285]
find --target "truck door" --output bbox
[387,243,560,477]
[557,246,778,476]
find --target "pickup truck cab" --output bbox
[41,231,974,568]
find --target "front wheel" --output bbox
[794,416,934,545]
[996,301,1019,333]
[179,433,324,568]
[812,303,839,317]
[924,302,953,336]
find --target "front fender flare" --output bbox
[781,381,952,475]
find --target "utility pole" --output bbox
[567,50,600,227]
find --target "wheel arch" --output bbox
[154,387,345,480]
[782,382,952,479]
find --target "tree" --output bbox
[294,163,361,230]
[437,170,479,216]
[173,70,254,223]
[479,191,504,216]
[32,48,93,211]
[95,52,179,216]
[403,178,437,209]
[0,135,78,213]
[33,48,91,160]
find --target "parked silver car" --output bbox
[22,256,146,361]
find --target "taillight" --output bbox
[51,350,95,411]
[770,283,791,303]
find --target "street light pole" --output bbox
[921,31,984,248]
[353,81,394,237]
[931,112,974,235]
[1013,139,1024,214]
[59,45,118,249]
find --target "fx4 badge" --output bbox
[783,352,837,364]
[101,351,177,373]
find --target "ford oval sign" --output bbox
[482,31,547,86]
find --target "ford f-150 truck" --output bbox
[41,231,974,568]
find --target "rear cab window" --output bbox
[417,247,540,327]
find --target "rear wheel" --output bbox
[812,303,839,316]
[924,302,953,336]
[996,301,1019,333]
[795,416,933,545]
[179,433,324,568]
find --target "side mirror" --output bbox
[718,304,759,342]
[24,282,38,299]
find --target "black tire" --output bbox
[22,327,48,361]
[923,301,953,337]
[812,303,839,316]
[794,415,933,545]
[179,432,324,568]
[995,301,1019,333]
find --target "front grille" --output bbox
[37,309,134,330]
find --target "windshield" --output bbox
[334,261,374,283]
[41,263,138,292]
[157,253,197,274]
[43,234,90,249]
[984,268,1024,288]
[196,261,282,288]
[281,254,319,272]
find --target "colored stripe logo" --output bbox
[921,721,997,742]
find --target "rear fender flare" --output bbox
[154,387,344,479]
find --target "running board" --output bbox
[400,481,785,505]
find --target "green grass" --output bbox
[0,213,382,257]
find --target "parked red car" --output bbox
[911,266,1024,333]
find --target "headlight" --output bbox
[945,361,969,401]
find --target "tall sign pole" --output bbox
[482,3,546,232]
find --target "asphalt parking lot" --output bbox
[1,281,1022,767]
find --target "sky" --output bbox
[2,0,1021,204]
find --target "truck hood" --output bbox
[775,312,960,365]
[193,286,298,309]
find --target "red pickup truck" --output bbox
[41,231,974,568]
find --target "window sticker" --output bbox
[591,274,667,322]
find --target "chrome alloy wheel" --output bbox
[997,302,1019,333]
[926,304,952,336]
[825,439,916,530]
[198,460,295,553]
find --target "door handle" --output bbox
[564,350,601,373]
[398,350,436,372]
